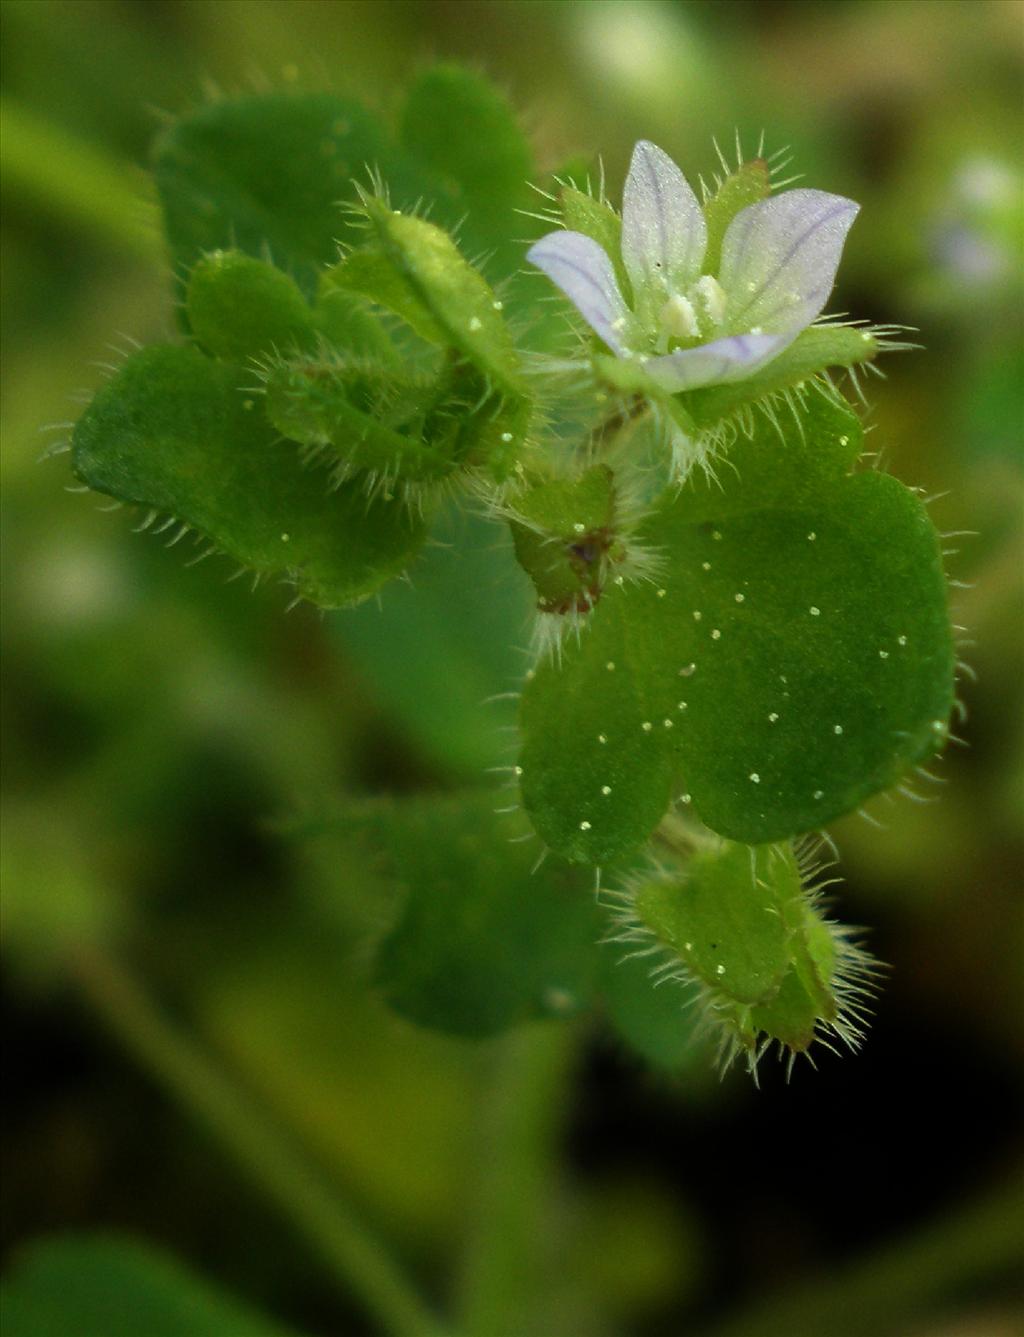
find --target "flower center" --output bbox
[657,274,727,346]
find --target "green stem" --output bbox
[1,98,162,261]
[69,947,453,1337]
[456,1022,576,1336]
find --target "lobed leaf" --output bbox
[519,400,954,860]
[153,92,437,298]
[72,346,427,608]
[342,794,602,1037]
[400,65,533,281]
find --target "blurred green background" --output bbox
[2,2,1022,1334]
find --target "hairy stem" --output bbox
[69,946,454,1337]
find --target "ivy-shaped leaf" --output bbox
[72,346,427,608]
[341,794,603,1038]
[153,92,440,298]
[519,396,954,861]
[399,65,534,282]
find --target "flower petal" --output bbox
[720,189,859,336]
[621,141,706,301]
[527,230,631,354]
[642,332,791,393]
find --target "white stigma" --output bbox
[658,292,701,340]
[692,274,727,328]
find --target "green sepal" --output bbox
[72,345,427,608]
[702,158,771,277]
[400,64,533,281]
[341,794,603,1037]
[560,186,632,303]
[685,326,883,428]
[510,465,621,613]
[261,355,455,483]
[186,250,316,362]
[632,842,795,1005]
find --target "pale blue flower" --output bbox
[528,141,859,394]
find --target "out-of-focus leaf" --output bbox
[400,65,533,281]
[344,793,603,1037]
[153,92,437,297]
[0,1235,305,1337]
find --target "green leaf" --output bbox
[333,506,533,777]
[400,65,533,281]
[186,250,316,362]
[153,92,434,298]
[72,346,427,608]
[702,158,771,277]
[1,1234,304,1337]
[676,389,863,521]
[520,590,679,863]
[519,401,954,860]
[599,943,708,1070]
[346,794,603,1037]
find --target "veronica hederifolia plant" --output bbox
[62,69,956,1077]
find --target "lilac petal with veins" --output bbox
[643,331,792,393]
[621,140,706,300]
[720,189,859,337]
[527,231,631,354]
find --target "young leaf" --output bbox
[321,248,447,348]
[186,250,316,362]
[1,1234,304,1337]
[365,203,526,396]
[344,794,602,1038]
[72,346,427,608]
[632,842,794,1005]
[510,465,620,613]
[611,836,878,1070]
